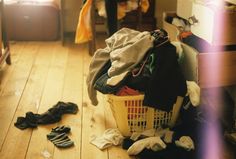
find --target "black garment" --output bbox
[93,60,126,94]
[143,42,187,112]
[182,34,216,52]
[122,97,205,159]
[172,100,203,147]
[181,34,236,53]
[138,143,197,159]
[126,49,154,92]
[122,138,197,159]
[14,101,78,130]
[150,29,169,46]
[105,0,118,36]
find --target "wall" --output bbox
[155,0,177,27]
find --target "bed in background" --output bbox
[4,0,60,41]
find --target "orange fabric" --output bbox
[140,0,149,13]
[75,0,92,44]
[179,31,193,40]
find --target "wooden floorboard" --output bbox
[0,42,56,159]
[0,39,135,159]
[25,42,68,159]
[0,42,25,94]
[80,47,108,159]
[0,42,39,151]
[53,43,84,159]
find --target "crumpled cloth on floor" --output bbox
[90,128,124,150]
[186,81,200,106]
[14,101,79,130]
[175,136,195,151]
[127,136,166,155]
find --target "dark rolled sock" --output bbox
[52,125,71,133]
[55,140,74,148]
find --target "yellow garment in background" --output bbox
[75,0,92,44]
[140,0,149,13]
[75,0,150,43]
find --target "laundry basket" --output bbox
[107,94,183,136]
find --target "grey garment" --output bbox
[87,28,154,106]
[225,85,236,120]
[107,29,154,77]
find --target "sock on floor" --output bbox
[90,128,124,150]
[47,125,74,148]
[127,136,166,155]
[175,136,194,151]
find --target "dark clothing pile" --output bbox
[142,42,187,111]
[122,96,207,159]
[14,101,79,130]
[93,29,187,112]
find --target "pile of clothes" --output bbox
[89,95,206,159]
[87,27,187,112]
[86,28,209,158]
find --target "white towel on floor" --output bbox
[90,128,124,150]
[127,136,166,155]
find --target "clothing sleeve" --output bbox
[86,47,111,105]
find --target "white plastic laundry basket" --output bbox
[107,94,183,136]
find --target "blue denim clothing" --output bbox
[94,73,126,94]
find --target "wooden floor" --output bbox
[0,39,135,159]
[0,39,235,159]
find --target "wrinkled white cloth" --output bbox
[127,136,166,155]
[106,71,129,86]
[130,129,155,141]
[175,136,195,151]
[172,17,191,31]
[90,128,124,150]
[186,81,200,106]
[163,130,174,144]
[172,17,186,30]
